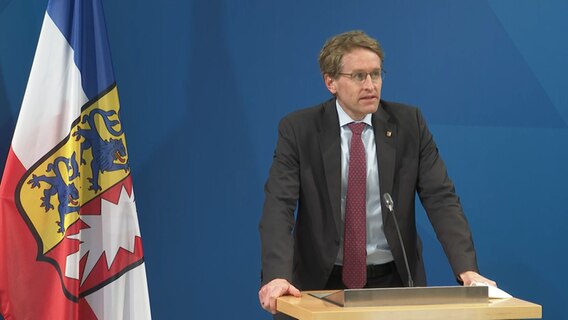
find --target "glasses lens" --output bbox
[352,72,366,82]
[370,70,381,80]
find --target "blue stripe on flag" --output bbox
[46,0,115,100]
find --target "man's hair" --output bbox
[318,30,384,78]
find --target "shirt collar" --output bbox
[335,100,373,127]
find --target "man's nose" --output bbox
[362,74,374,89]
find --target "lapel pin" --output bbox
[386,130,392,137]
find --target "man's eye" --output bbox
[353,73,365,81]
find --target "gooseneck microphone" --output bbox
[383,193,414,287]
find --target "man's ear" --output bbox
[324,74,337,95]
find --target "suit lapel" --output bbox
[318,99,342,236]
[373,102,397,222]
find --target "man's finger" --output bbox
[267,286,287,313]
[259,279,301,313]
[288,284,301,297]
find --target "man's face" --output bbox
[324,48,382,120]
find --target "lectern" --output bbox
[277,288,542,320]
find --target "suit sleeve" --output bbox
[414,109,479,278]
[259,117,300,286]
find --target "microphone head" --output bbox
[383,193,394,212]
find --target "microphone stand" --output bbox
[383,193,414,287]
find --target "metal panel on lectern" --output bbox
[310,286,488,307]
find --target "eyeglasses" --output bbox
[337,69,386,83]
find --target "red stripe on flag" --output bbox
[0,147,97,319]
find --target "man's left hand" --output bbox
[459,271,497,287]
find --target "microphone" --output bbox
[383,193,414,287]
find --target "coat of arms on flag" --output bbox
[19,86,145,300]
[0,1,151,319]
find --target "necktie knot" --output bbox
[348,122,366,136]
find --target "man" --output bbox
[258,30,495,317]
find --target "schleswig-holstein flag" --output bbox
[0,1,151,319]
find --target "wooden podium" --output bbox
[277,290,542,320]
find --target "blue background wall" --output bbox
[1,0,566,319]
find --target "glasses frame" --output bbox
[337,69,386,83]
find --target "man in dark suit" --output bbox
[258,30,496,317]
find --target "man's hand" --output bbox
[258,278,301,314]
[459,271,497,287]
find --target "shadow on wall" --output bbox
[0,64,16,182]
[133,1,266,319]
[0,0,11,13]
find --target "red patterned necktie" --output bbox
[343,122,367,289]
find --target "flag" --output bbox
[0,0,151,319]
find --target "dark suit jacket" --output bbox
[259,98,478,290]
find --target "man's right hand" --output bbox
[258,278,301,314]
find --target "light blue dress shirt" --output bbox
[335,101,394,266]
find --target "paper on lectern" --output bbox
[470,281,512,299]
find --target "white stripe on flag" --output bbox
[12,12,88,169]
[85,262,152,319]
